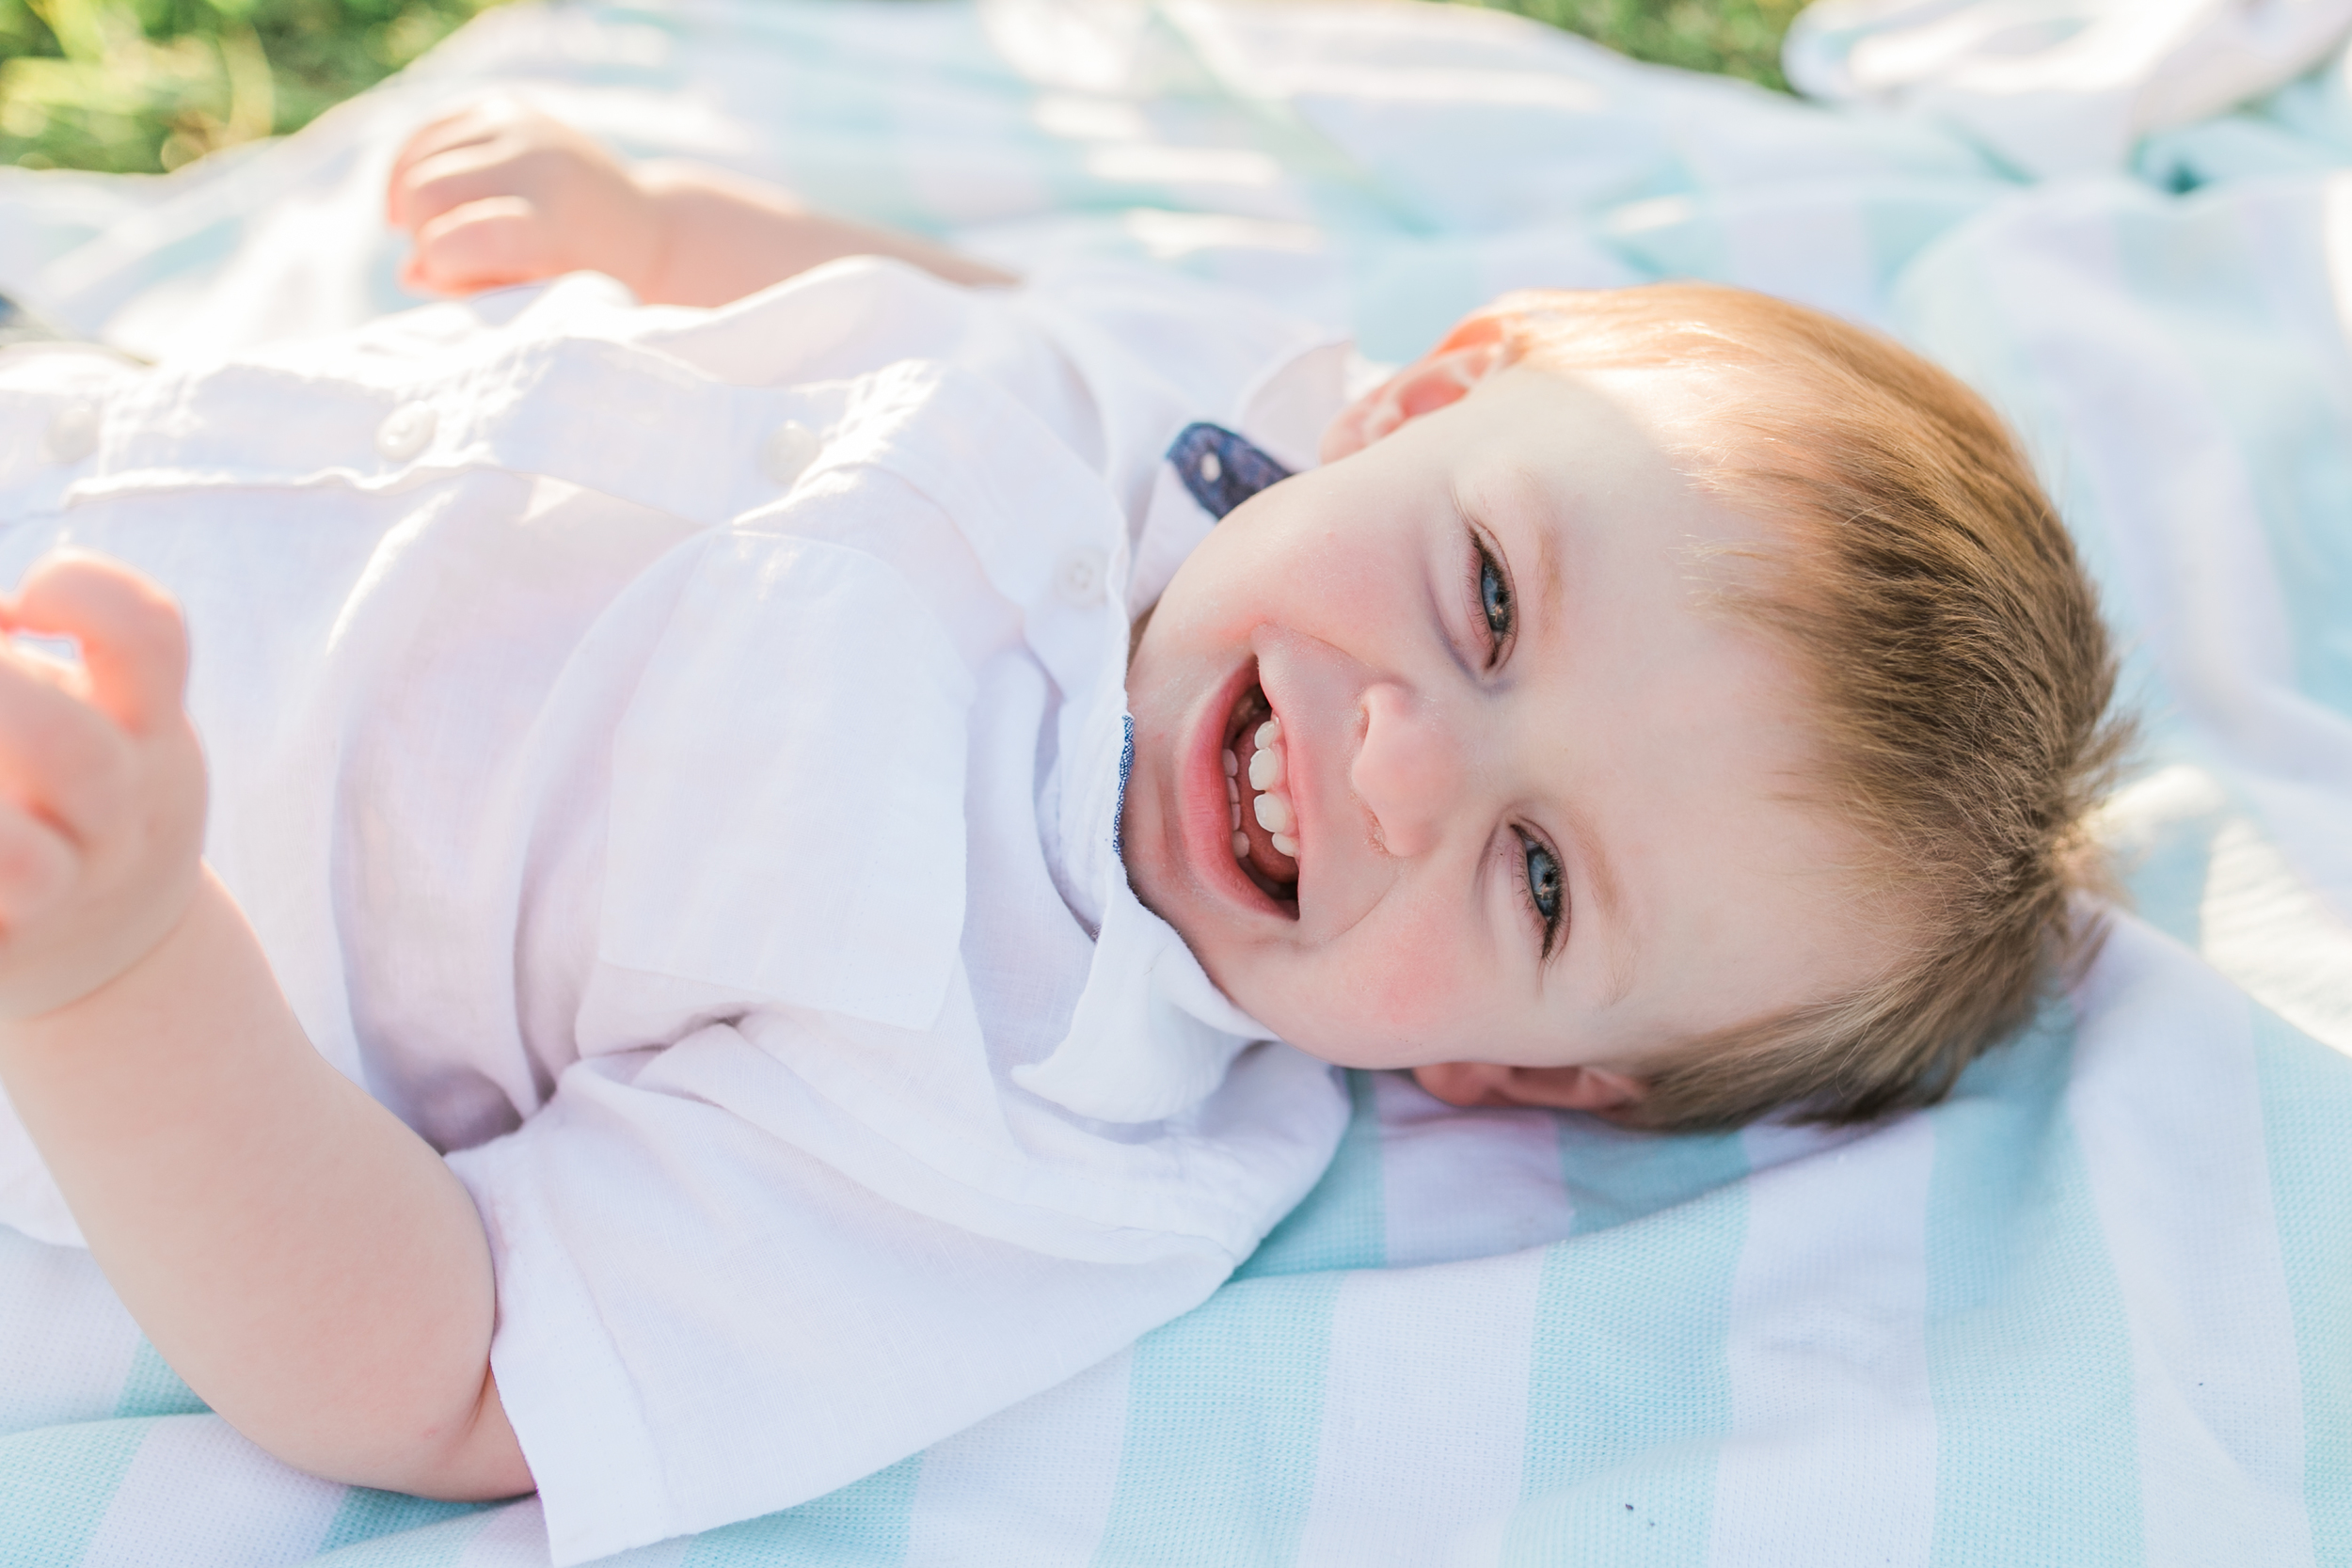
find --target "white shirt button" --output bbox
[45,402,98,465]
[1053,546,1108,609]
[375,402,437,462]
[761,421,821,487]
[1197,450,1222,483]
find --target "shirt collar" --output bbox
[1025,425,1336,1128]
[1020,375,1344,1124]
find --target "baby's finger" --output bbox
[0,795,77,930]
[386,103,511,228]
[407,198,563,295]
[389,140,533,239]
[0,645,134,841]
[8,553,188,737]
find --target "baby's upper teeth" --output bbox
[1229,707,1301,870]
[1253,791,1293,835]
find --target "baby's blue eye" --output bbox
[1479,549,1513,646]
[1518,832,1565,958]
[1525,839,1562,926]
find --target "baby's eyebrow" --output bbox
[1484,462,1564,630]
[1560,795,1635,1004]
[1526,479,1564,626]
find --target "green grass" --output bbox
[0,0,499,171]
[0,0,1800,175]
[1461,0,1804,90]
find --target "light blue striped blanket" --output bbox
[3,1,2350,1561]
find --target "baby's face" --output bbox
[1120,360,1895,1098]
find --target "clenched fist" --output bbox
[0,552,207,1022]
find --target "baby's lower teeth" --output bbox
[1271,832,1297,858]
[1232,832,1250,859]
[1231,803,1242,829]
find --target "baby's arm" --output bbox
[0,554,531,1500]
[389,99,1013,306]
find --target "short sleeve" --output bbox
[448,1022,1254,1564]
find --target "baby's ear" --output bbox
[1411,1060,1646,1116]
[1319,322,1513,464]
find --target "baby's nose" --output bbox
[1349,682,1466,860]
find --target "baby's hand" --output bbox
[388,99,663,299]
[0,553,206,1022]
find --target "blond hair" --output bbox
[1454,283,2129,1132]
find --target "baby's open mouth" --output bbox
[1222,677,1301,909]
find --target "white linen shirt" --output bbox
[0,259,1354,1564]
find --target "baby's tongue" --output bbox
[1233,720,1299,890]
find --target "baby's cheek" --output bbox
[1309,920,1469,1059]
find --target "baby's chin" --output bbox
[1127,865,1429,1067]
[1181,957,1425,1069]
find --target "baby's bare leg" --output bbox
[0,553,531,1501]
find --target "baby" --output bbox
[0,102,2121,1562]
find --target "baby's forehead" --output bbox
[1505,355,1788,460]
[1454,365,1810,569]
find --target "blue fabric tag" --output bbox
[1166,422,1295,520]
[1112,712,1135,859]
